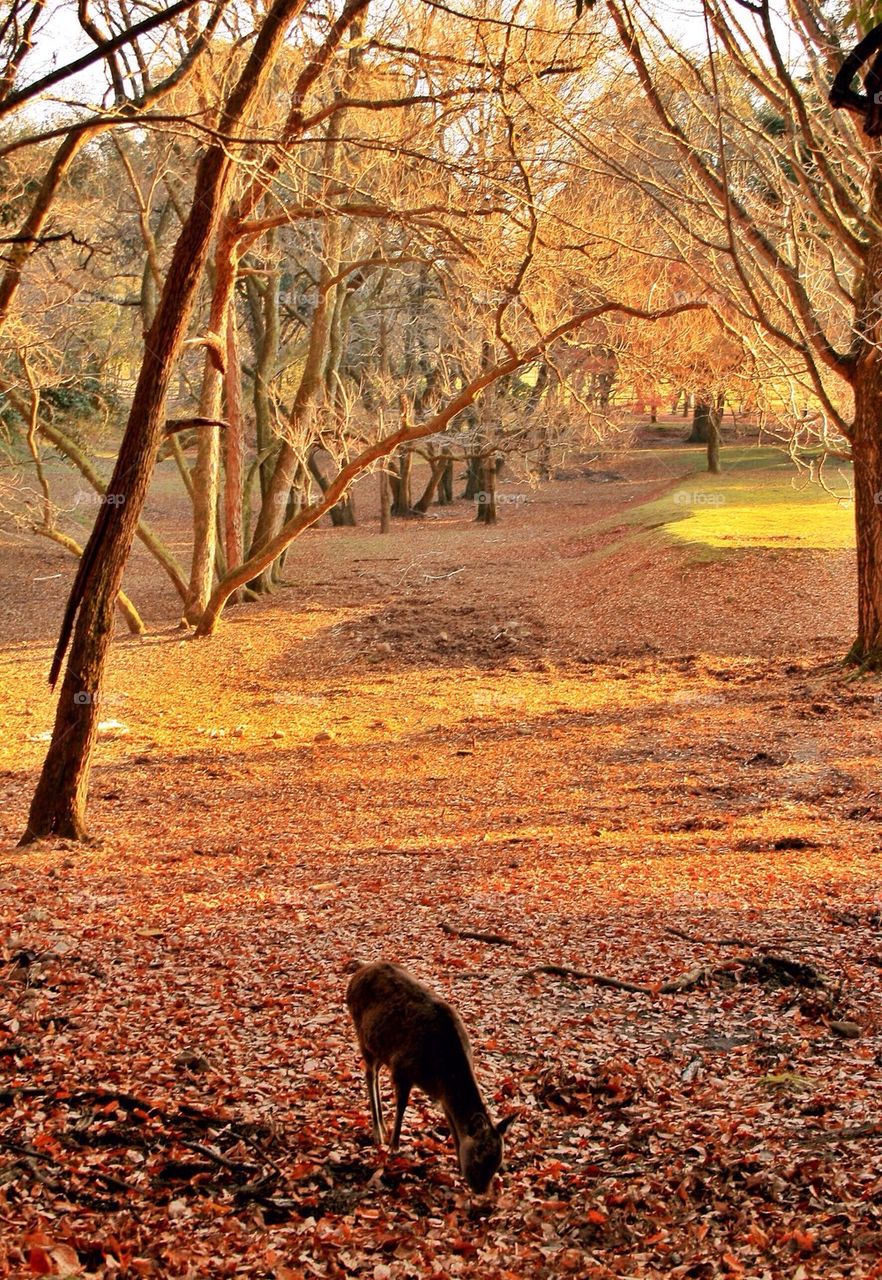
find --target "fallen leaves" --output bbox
[2,468,882,1276]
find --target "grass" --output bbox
[611,446,855,555]
[664,448,854,552]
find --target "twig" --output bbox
[440,922,519,948]
[177,1138,260,1174]
[227,1125,288,1181]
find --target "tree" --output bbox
[20,0,348,842]
[573,0,877,657]
[18,0,704,843]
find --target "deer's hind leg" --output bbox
[365,1060,387,1145]
[390,1069,412,1151]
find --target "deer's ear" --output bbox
[496,1114,515,1136]
[468,1113,491,1138]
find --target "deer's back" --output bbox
[346,962,473,1097]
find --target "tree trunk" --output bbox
[475,455,498,524]
[436,454,453,505]
[21,0,309,845]
[390,448,413,515]
[308,450,355,525]
[379,466,391,531]
[223,304,245,604]
[245,256,280,504]
[850,240,882,664]
[688,399,713,443]
[707,393,723,475]
[413,454,446,512]
[463,454,481,499]
[185,227,239,622]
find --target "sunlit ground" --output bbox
[1,444,880,1277]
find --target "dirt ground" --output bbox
[1,438,881,1279]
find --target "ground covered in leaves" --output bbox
[1,443,881,1278]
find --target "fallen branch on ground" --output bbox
[526,963,716,995]
[440,922,519,947]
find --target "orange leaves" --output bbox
[24,1235,81,1277]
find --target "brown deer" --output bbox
[346,961,512,1193]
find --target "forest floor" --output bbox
[1,429,881,1279]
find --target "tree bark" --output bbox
[379,466,391,531]
[688,399,713,443]
[436,454,454,504]
[850,236,882,664]
[185,226,238,622]
[21,0,309,845]
[223,300,245,604]
[390,448,413,515]
[475,455,498,524]
[463,454,481,500]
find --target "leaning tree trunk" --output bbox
[413,454,446,512]
[20,0,308,845]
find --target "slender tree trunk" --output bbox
[379,466,391,531]
[849,232,882,664]
[0,131,90,336]
[246,248,280,503]
[463,454,483,499]
[707,393,723,475]
[436,454,453,505]
[186,227,238,622]
[475,455,498,524]
[21,0,309,845]
[390,449,413,515]
[224,303,245,604]
[247,243,341,587]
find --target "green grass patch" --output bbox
[663,450,854,552]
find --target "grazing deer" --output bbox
[346,961,512,1193]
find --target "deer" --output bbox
[345,961,513,1194]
